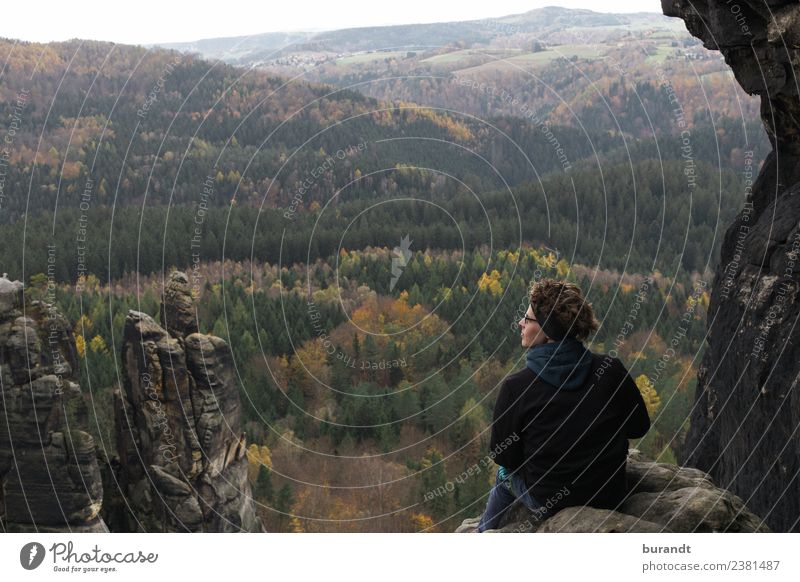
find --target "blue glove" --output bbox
[497,466,512,490]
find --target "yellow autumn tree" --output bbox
[556,258,570,278]
[477,269,503,296]
[528,248,561,271]
[293,339,333,393]
[246,443,273,483]
[410,513,434,531]
[285,489,311,533]
[635,374,662,416]
[73,314,93,335]
[75,334,86,358]
[89,334,108,354]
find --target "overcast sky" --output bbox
[1,0,664,45]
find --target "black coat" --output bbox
[489,353,651,512]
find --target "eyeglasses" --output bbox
[523,315,538,324]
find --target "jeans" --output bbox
[477,467,544,532]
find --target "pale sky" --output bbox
[1,0,663,46]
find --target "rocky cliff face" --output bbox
[457,451,770,533]
[662,0,800,532]
[0,272,264,532]
[0,276,107,532]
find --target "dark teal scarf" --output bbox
[526,337,593,390]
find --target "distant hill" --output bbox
[156,30,318,63]
[153,8,686,66]
[150,7,760,138]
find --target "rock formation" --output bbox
[0,272,264,533]
[0,276,107,532]
[114,271,264,532]
[661,0,800,532]
[456,451,770,533]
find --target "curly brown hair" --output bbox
[529,279,599,342]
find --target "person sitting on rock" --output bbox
[477,278,651,532]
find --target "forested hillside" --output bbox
[1,36,765,281]
[32,245,704,531]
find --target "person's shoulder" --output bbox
[503,367,538,389]
[590,352,632,383]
